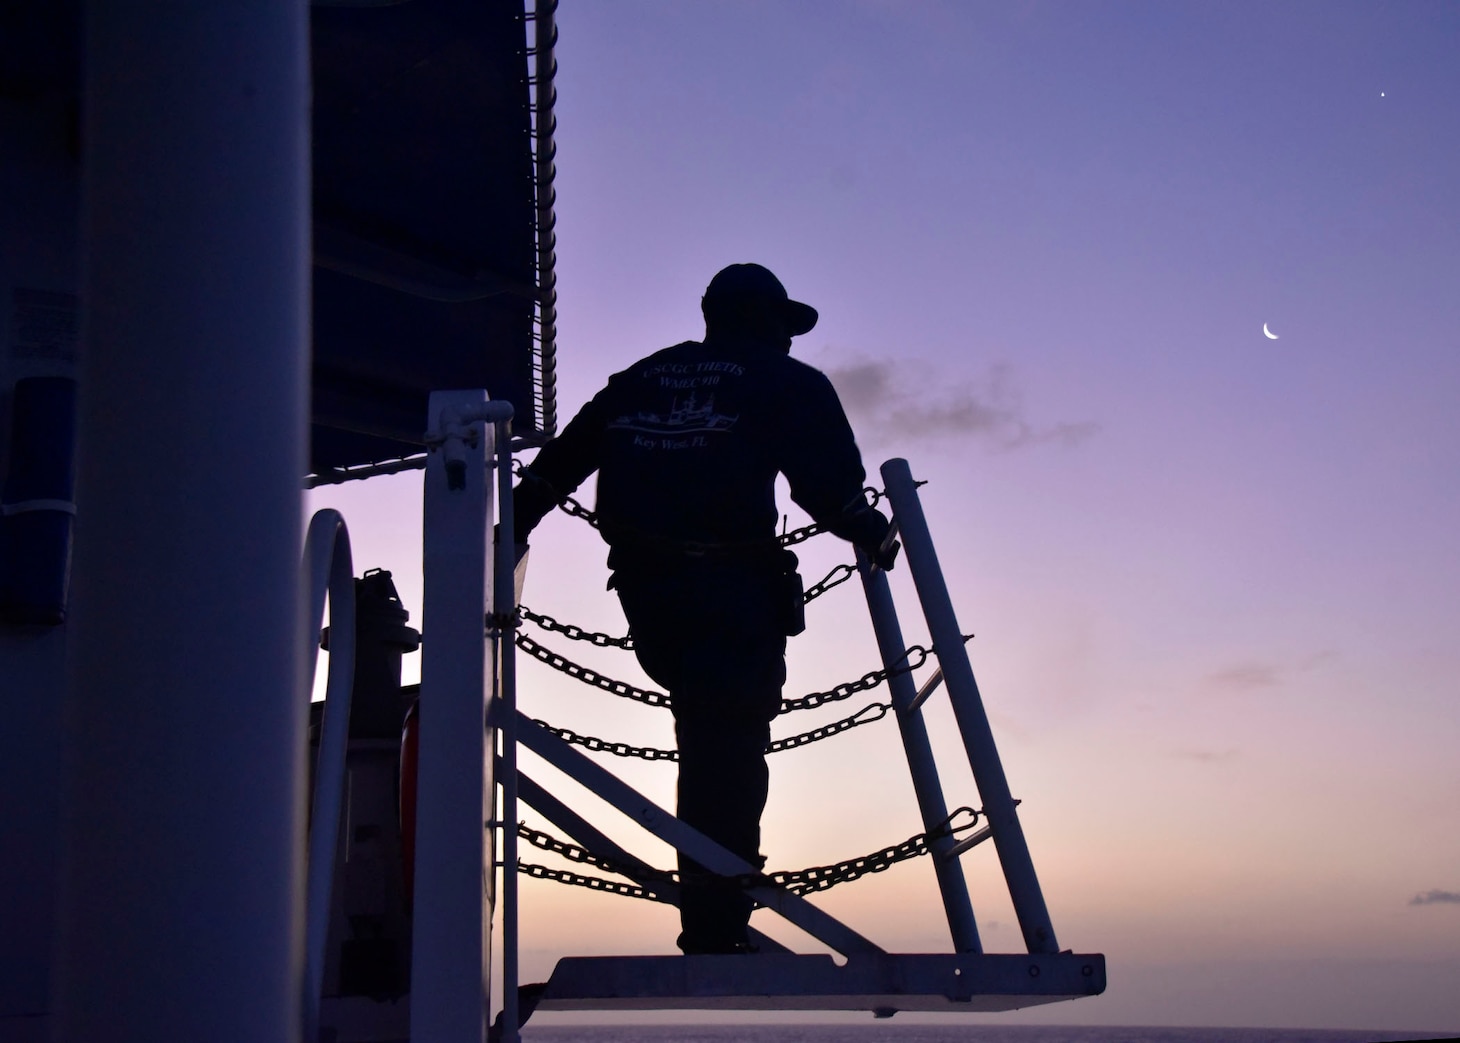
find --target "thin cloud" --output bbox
[1207,651,1336,693]
[825,357,1100,450]
[1409,890,1460,906]
[1209,663,1284,691]
[1173,748,1240,763]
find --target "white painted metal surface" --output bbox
[411,392,512,1043]
[490,419,522,1043]
[537,951,1106,1014]
[302,510,356,1042]
[881,458,1060,955]
[56,5,311,1042]
[856,547,982,953]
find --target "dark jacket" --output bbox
[514,332,888,565]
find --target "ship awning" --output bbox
[309,0,553,476]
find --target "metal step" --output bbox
[535,951,1106,1016]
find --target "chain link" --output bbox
[516,823,675,902]
[554,489,602,529]
[779,645,929,713]
[778,520,826,547]
[518,862,668,903]
[515,632,671,708]
[517,823,674,882]
[762,806,980,895]
[513,805,983,901]
[519,605,633,648]
[517,560,856,652]
[515,460,885,551]
[531,701,892,763]
[774,487,886,548]
[529,717,679,761]
[516,630,927,716]
[766,701,890,752]
[801,562,856,604]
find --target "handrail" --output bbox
[301,509,356,1043]
[491,416,522,1042]
[855,545,982,953]
[881,458,1059,955]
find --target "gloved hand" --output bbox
[870,535,900,572]
[834,506,898,572]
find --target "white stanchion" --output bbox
[880,458,1059,955]
[301,511,356,1042]
[411,392,512,1043]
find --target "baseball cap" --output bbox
[702,263,818,336]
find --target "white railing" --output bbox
[301,509,356,1042]
[306,402,1086,1038]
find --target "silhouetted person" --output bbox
[512,263,896,954]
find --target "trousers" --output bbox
[612,554,789,953]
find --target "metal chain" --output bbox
[553,489,602,529]
[531,701,892,763]
[516,823,675,902]
[779,645,928,713]
[801,562,856,603]
[766,701,890,753]
[514,460,885,550]
[516,561,856,652]
[518,862,667,903]
[528,717,679,761]
[513,806,983,901]
[515,631,671,708]
[519,605,633,649]
[761,806,981,895]
[777,488,886,549]
[517,823,674,883]
[516,630,927,716]
[778,519,826,548]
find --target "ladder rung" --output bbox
[907,666,944,713]
[942,824,993,860]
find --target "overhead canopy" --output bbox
[2,1,554,479]
[309,0,553,476]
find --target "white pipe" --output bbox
[880,459,1059,955]
[856,548,982,953]
[492,417,521,1043]
[58,4,310,1041]
[412,389,496,1043]
[301,510,356,1042]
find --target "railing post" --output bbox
[490,416,521,1043]
[881,459,1060,955]
[301,511,356,1042]
[856,548,982,953]
[412,391,508,1042]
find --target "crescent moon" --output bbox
[1263,323,1279,340]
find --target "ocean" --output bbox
[518,1025,1450,1043]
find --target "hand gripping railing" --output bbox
[300,509,356,1043]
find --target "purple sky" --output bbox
[309,1,1460,1030]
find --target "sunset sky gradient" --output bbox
[308,1,1460,1031]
